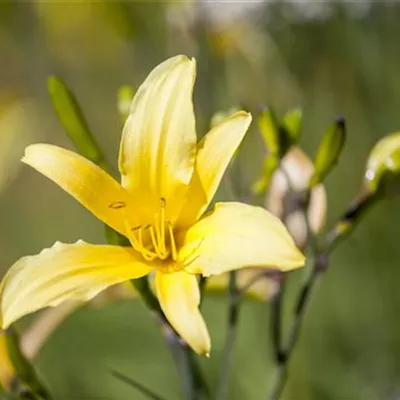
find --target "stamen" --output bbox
[147,225,168,260]
[138,226,157,261]
[123,217,156,261]
[115,197,181,263]
[109,201,126,209]
[159,198,166,255]
[168,222,178,261]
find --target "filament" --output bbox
[168,222,178,261]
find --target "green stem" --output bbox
[131,277,209,400]
[199,277,208,306]
[268,189,380,399]
[268,264,321,400]
[322,189,380,252]
[270,274,286,366]
[5,329,51,400]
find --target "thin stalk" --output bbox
[270,274,286,366]
[216,271,240,400]
[268,265,321,400]
[131,277,209,400]
[199,276,208,306]
[111,370,168,400]
[268,188,380,399]
[5,329,51,400]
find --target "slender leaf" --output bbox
[48,76,108,171]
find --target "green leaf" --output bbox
[117,85,135,123]
[364,131,400,195]
[47,76,108,171]
[281,108,302,143]
[309,117,346,187]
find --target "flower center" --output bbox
[110,198,178,262]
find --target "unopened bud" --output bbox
[206,268,279,301]
[365,132,400,195]
[281,108,302,143]
[309,117,346,187]
[267,147,327,248]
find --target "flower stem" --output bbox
[270,274,286,366]
[268,189,380,399]
[216,271,241,400]
[268,263,321,400]
[5,329,51,400]
[131,276,209,400]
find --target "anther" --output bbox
[109,201,126,209]
[124,221,156,261]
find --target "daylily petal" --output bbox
[155,270,210,356]
[22,144,132,236]
[0,241,153,329]
[119,55,197,224]
[177,111,252,227]
[179,202,305,276]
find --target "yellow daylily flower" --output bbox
[0,55,305,356]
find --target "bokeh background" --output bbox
[1,1,400,399]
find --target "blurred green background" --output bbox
[1,1,400,399]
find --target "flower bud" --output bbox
[309,117,346,187]
[364,132,400,195]
[281,108,302,143]
[206,268,279,301]
[267,147,327,248]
